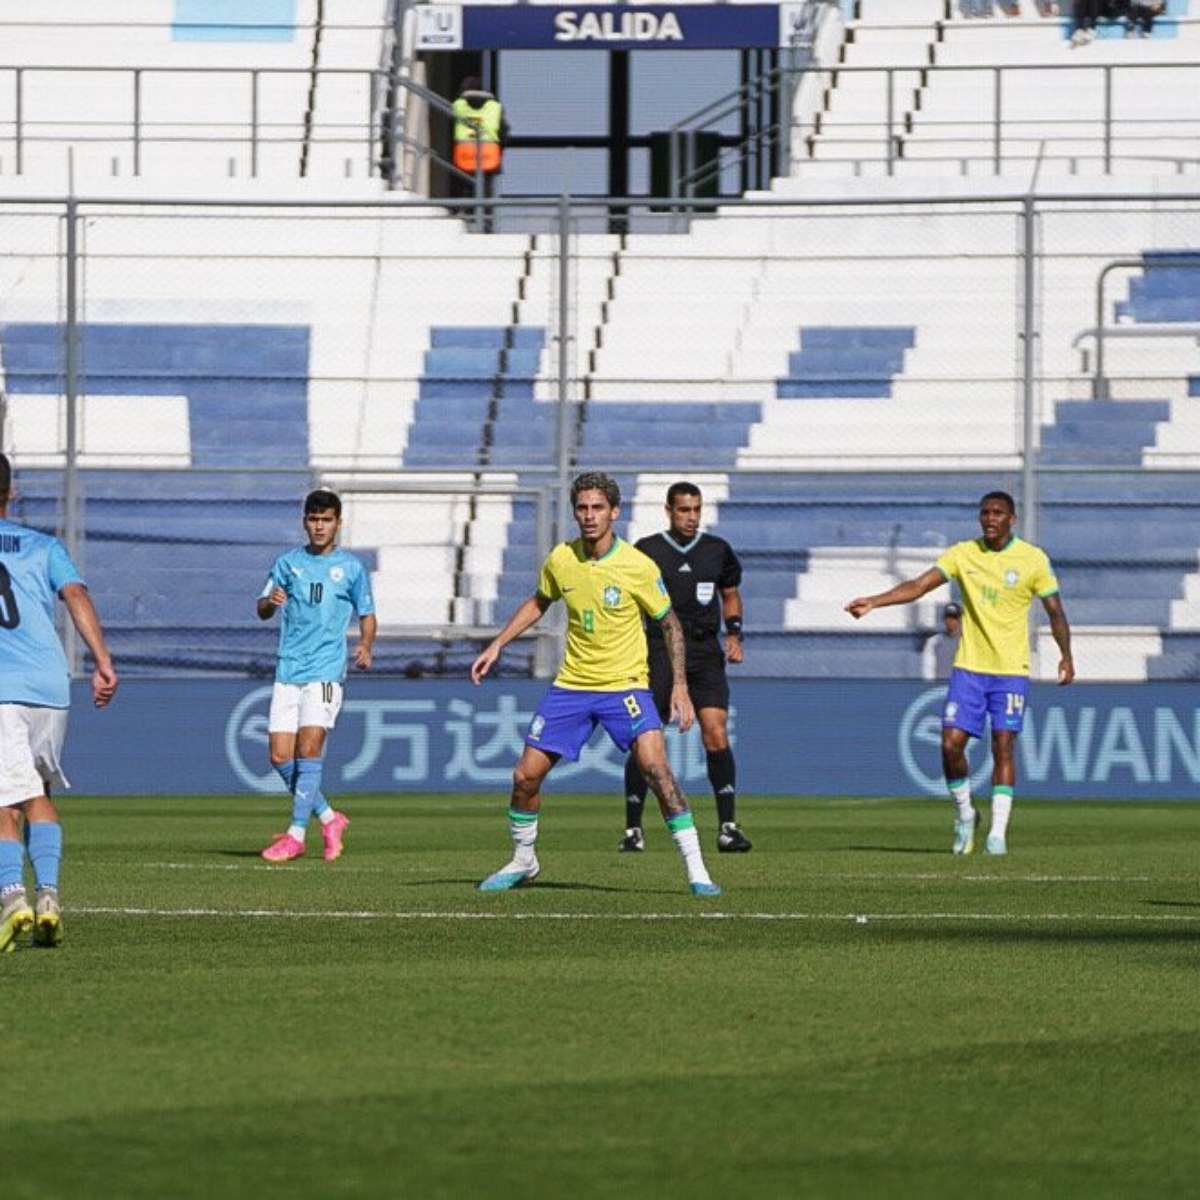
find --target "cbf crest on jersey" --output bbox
[603,585,621,607]
[1005,569,1019,587]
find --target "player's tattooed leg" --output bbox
[642,759,690,818]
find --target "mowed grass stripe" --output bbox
[4,794,1199,1200]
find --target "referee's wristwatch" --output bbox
[725,618,743,641]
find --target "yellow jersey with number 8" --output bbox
[537,538,671,691]
[935,536,1058,677]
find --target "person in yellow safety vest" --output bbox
[452,76,504,175]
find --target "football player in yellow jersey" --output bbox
[846,491,1074,857]
[470,472,721,896]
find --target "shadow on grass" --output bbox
[1145,899,1200,909]
[216,850,271,859]
[845,845,945,855]
[402,878,629,894]
[876,925,1200,946]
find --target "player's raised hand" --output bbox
[471,644,500,685]
[845,597,874,620]
[670,684,695,733]
[92,661,118,708]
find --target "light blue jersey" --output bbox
[262,545,374,684]
[0,518,83,708]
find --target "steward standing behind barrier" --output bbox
[453,76,506,229]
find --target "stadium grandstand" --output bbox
[0,0,1198,688]
[8,8,1200,1191]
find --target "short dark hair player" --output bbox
[621,481,750,854]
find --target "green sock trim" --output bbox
[993,786,1014,798]
[946,778,969,796]
[507,808,538,825]
[665,812,695,833]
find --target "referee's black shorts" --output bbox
[646,635,730,719]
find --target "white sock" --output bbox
[991,788,1014,838]
[667,815,711,885]
[508,808,539,866]
[317,808,338,826]
[947,778,973,821]
[286,823,307,842]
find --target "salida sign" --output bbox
[415,4,800,51]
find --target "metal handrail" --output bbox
[0,63,477,187]
[1075,256,1200,398]
[666,0,838,200]
[798,60,1200,177]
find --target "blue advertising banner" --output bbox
[63,679,1200,799]
[415,5,792,51]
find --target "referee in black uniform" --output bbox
[621,481,751,853]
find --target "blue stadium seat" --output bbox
[778,326,915,399]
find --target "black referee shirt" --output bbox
[636,531,742,641]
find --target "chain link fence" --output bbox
[1,191,1198,680]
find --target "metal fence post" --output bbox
[554,193,573,546]
[885,68,894,176]
[473,128,484,232]
[1020,195,1044,673]
[1103,65,1112,175]
[1021,196,1039,553]
[133,68,142,176]
[63,195,81,674]
[15,68,23,176]
[250,69,260,179]
[993,67,1002,175]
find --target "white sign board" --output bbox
[415,4,463,51]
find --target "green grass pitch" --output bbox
[4,794,1199,1199]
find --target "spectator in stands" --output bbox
[921,601,963,681]
[0,452,119,952]
[960,1,994,15]
[453,76,507,230]
[1071,0,1102,43]
[1126,1,1165,35]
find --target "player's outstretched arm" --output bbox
[1042,593,1075,685]
[845,567,946,620]
[658,610,695,732]
[471,594,551,685]
[257,587,286,620]
[61,582,118,708]
[354,613,377,670]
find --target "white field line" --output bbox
[84,861,441,875]
[825,873,1153,883]
[70,906,1200,924]
[83,863,1153,884]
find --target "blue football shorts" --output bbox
[943,667,1029,738]
[525,685,662,761]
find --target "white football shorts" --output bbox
[0,704,70,808]
[267,681,344,734]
